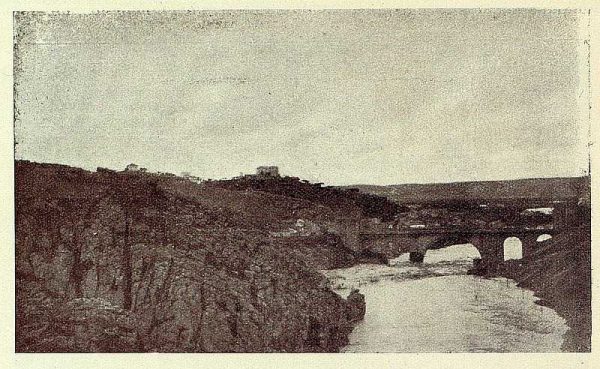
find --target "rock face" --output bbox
[345,290,366,323]
[15,161,367,352]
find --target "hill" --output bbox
[15,160,370,352]
[350,176,590,206]
[210,175,408,221]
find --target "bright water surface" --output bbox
[323,244,568,353]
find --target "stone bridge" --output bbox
[330,199,582,269]
[358,226,556,267]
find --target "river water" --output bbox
[323,244,569,353]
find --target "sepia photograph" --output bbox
[10,3,594,359]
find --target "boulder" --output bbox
[346,289,366,323]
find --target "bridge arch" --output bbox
[503,237,523,260]
[423,243,481,264]
[358,228,554,267]
[537,234,552,242]
[414,235,482,264]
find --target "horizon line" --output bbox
[14,158,590,188]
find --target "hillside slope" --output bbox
[212,175,407,221]
[15,161,368,352]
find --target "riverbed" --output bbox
[322,244,569,353]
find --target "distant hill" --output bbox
[346,176,590,206]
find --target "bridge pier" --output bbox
[408,236,440,263]
[409,251,425,263]
[470,235,505,271]
[520,234,540,260]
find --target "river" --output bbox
[322,244,569,353]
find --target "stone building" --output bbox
[180,172,201,183]
[256,166,279,177]
[125,163,139,172]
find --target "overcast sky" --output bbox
[14,9,590,185]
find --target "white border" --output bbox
[1,2,598,369]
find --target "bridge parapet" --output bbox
[359,226,555,236]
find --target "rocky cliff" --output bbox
[15,161,368,352]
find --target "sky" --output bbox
[14,9,590,185]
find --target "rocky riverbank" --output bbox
[15,161,367,352]
[470,225,591,352]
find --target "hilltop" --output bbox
[210,175,407,221]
